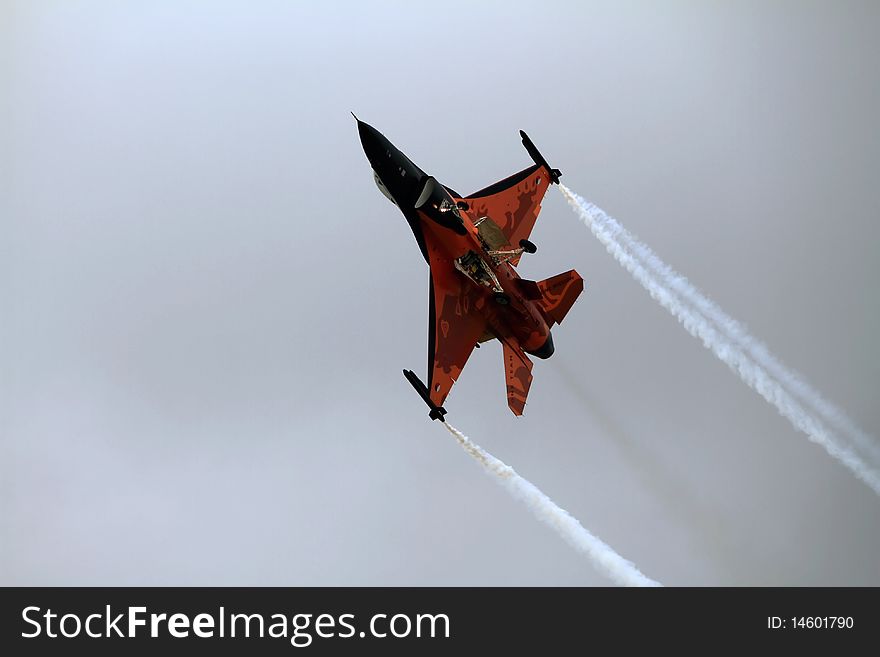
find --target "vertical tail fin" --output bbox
[502,340,533,416]
[536,270,584,325]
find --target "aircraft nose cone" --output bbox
[356,119,387,166]
[354,117,427,207]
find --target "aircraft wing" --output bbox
[456,131,559,266]
[461,163,550,264]
[425,252,489,409]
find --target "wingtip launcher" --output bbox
[402,369,447,422]
[519,130,562,184]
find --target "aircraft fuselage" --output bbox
[356,119,553,359]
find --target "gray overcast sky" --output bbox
[2,0,879,585]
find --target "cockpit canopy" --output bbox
[373,170,397,205]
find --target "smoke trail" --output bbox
[567,190,880,465]
[558,184,880,497]
[444,422,662,587]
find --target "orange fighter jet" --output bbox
[356,117,584,420]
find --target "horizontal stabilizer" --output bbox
[537,270,584,325]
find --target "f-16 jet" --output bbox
[355,117,583,420]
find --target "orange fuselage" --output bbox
[356,116,582,418]
[417,212,552,357]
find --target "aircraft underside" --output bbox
[356,117,583,420]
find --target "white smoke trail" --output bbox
[558,184,880,497]
[569,190,880,465]
[443,422,661,587]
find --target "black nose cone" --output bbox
[355,118,389,168]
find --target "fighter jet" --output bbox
[355,117,584,420]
